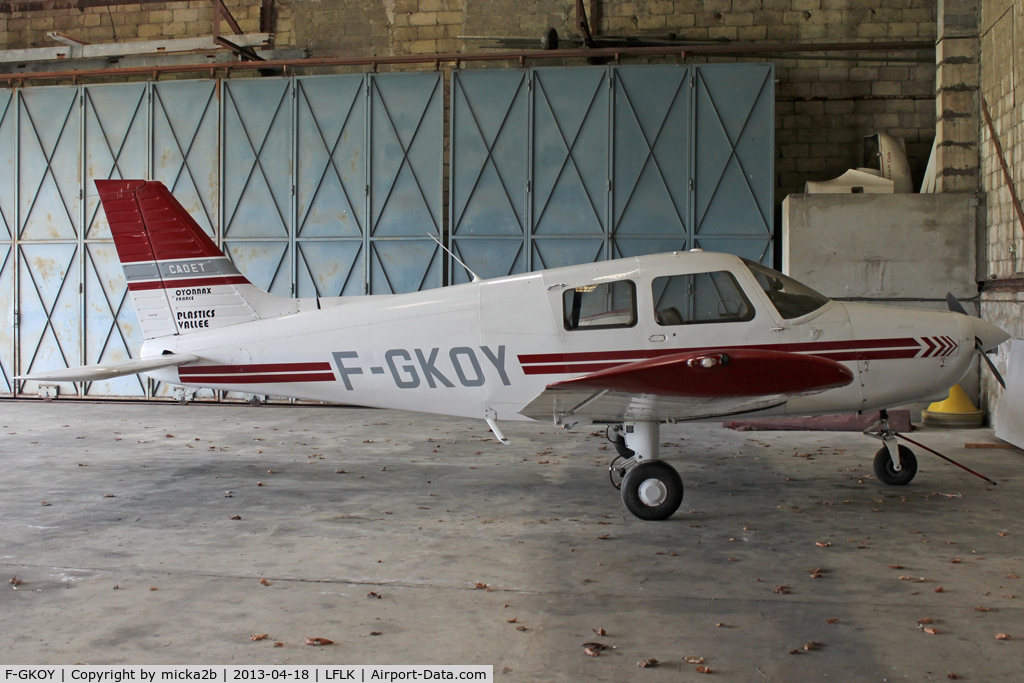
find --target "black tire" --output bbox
[621,461,684,521]
[608,427,634,457]
[873,445,917,486]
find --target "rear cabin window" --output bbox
[563,280,638,330]
[742,259,831,320]
[652,272,754,326]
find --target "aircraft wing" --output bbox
[15,354,200,382]
[518,348,854,423]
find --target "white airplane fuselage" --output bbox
[142,251,977,423]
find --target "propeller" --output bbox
[946,293,1008,389]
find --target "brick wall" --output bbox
[0,0,937,203]
[978,0,1023,418]
[0,1,292,49]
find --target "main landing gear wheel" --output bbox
[873,445,918,486]
[621,461,684,521]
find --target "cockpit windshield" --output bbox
[742,259,831,320]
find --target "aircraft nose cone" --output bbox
[972,317,1011,352]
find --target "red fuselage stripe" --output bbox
[517,338,922,365]
[127,275,250,291]
[180,362,334,375]
[178,372,338,384]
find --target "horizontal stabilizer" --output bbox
[15,354,199,382]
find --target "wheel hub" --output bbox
[638,478,668,507]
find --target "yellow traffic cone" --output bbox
[922,384,985,428]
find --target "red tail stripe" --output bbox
[180,362,334,376]
[179,373,337,384]
[96,180,226,264]
[127,275,250,291]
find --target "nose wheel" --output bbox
[605,422,683,520]
[620,461,684,521]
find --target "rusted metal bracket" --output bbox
[213,0,244,38]
[981,94,1024,250]
[215,35,264,62]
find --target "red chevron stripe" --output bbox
[921,337,937,357]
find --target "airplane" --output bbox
[17,179,1011,521]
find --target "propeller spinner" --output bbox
[946,293,1010,388]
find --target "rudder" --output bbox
[96,179,295,339]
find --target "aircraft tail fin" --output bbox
[95,180,296,339]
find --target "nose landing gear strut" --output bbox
[607,422,683,521]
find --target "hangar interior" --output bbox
[1,0,1023,677]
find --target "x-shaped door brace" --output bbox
[153,85,218,234]
[370,241,438,295]
[370,76,440,235]
[296,242,361,298]
[695,69,772,235]
[18,244,77,382]
[296,79,365,236]
[613,72,688,234]
[19,92,79,239]
[531,74,606,234]
[452,74,526,235]
[0,94,13,239]
[82,246,145,395]
[223,83,291,237]
[84,86,147,236]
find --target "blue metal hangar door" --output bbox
[448,63,774,283]
[0,72,444,400]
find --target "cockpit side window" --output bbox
[651,271,754,326]
[563,280,637,330]
[742,259,831,320]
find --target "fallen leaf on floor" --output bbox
[816,542,831,547]
[827,619,839,624]
[1007,574,1019,579]
[950,558,962,563]
[773,585,790,594]
[715,623,728,628]
[257,482,264,487]
[149,587,157,591]
[335,470,347,474]
[474,582,488,590]
[305,637,333,646]
[598,534,610,540]
[267,470,275,474]
[593,627,606,636]
[997,532,1008,537]
[935,587,944,593]
[369,631,381,636]
[888,565,904,569]
[918,618,934,624]
[788,649,799,655]
[995,633,1011,640]
[803,641,821,651]
[728,558,738,562]
[250,634,268,641]
[367,591,381,599]
[507,618,517,623]
[165,434,174,438]
[229,515,241,520]
[975,606,991,612]
[948,674,959,680]
[40,501,51,506]
[584,647,601,657]
[696,665,712,674]
[259,579,269,585]
[273,643,283,648]
[516,625,527,632]
[684,656,704,664]
[637,658,658,668]
[923,627,939,635]
[9,577,21,586]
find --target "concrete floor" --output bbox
[0,401,1021,680]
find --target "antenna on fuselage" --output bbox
[427,233,482,283]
